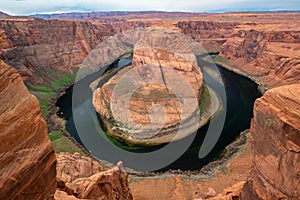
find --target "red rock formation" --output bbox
[0,17,145,84]
[177,21,239,52]
[93,28,203,145]
[56,152,102,183]
[220,28,300,88]
[240,84,300,199]
[205,181,245,200]
[55,153,133,200]
[0,60,57,199]
[0,18,112,83]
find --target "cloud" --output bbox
[1,0,299,15]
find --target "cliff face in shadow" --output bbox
[0,60,57,199]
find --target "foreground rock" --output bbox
[93,28,203,145]
[240,84,300,199]
[55,153,133,200]
[0,60,133,199]
[0,60,57,199]
[56,152,102,183]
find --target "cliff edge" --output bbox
[0,60,57,199]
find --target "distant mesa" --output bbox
[0,11,9,18]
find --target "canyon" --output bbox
[92,28,204,145]
[0,60,133,200]
[0,11,299,199]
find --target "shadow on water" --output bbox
[56,55,261,171]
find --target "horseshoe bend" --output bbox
[0,8,300,200]
[92,28,222,145]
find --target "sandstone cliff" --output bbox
[220,26,300,88]
[0,60,133,199]
[177,20,239,52]
[55,153,132,200]
[93,28,203,145]
[0,17,114,83]
[240,84,300,199]
[0,60,57,199]
[176,14,300,89]
[0,17,145,84]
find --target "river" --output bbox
[56,55,261,172]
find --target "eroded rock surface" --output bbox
[93,28,203,145]
[240,84,300,199]
[56,152,102,183]
[0,60,57,199]
[220,22,300,88]
[55,154,133,200]
[0,17,145,84]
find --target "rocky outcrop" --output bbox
[56,152,102,183]
[55,153,133,200]
[0,60,133,199]
[240,84,300,199]
[93,28,203,145]
[177,21,239,52]
[220,28,300,88]
[0,17,145,84]
[0,18,109,83]
[204,181,245,200]
[0,60,57,199]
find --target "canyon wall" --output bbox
[177,20,240,52]
[0,60,133,199]
[0,17,144,84]
[240,84,300,199]
[220,25,300,88]
[0,60,57,199]
[176,14,300,88]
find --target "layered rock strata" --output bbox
[220,24,300,88]
[93,28,203,145]
[0,60,57,199]
[0,17,145,84]
[55,153,133,200]
[240,84,300,199]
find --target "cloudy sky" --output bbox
[1,0,300,15]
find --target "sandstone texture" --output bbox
[176,13,300,88]
[0,60,133,199]
[55,153,133,200]
[240,84,300,199]
[56,152,102,183]
[0,60,57,199]
[93,28,203,145]
[178,20,239,52]
[0,17,145,84]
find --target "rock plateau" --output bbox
[93,28,203,145]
